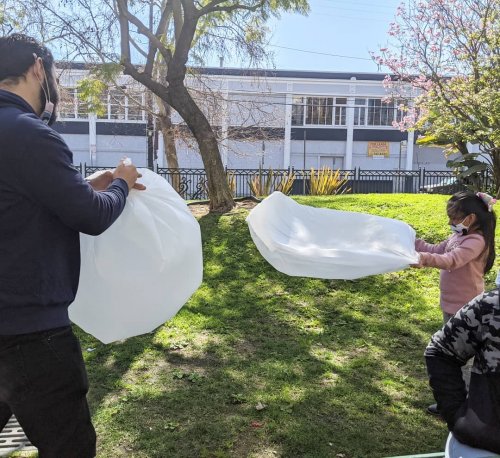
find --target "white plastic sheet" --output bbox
[69,169,203,343]
[246,192,418,280]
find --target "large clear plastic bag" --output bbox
[246,192,418,280]
[70,169,203,343]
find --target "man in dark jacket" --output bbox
[0,34,143,457]
[425,289,500,456]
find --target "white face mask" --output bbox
[450,217,470,235]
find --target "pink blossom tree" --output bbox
[373,0,500,193]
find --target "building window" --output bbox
[292,96,347,126]
[97,92,109,119]
[291,97,305,126]
[368,98,392,126]
[354,98,405,127]
[76,89,90,119]
[59,86,145,121]
[334,98,347,126]
[354,98,366,126]
[395,100,407,123]
[306,97,332,125]
[126,91,145,121]
[58,87,78,119]
[109,90,126,120]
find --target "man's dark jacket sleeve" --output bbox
[13,125,128,235]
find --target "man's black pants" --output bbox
[0,326,96,458]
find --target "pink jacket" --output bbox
[416,233,486,314]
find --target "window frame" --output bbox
[292,96,348,127]
[354,97,405,128]
[58,85,146,123]
[58,87,79,120]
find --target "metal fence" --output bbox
[78,164,493,200]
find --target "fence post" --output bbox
[354,167,360,194]
[420,168,425,191]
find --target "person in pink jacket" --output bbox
[413,191,497,416]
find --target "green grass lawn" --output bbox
[69,194,499,458]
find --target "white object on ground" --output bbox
[70,169,203,343]
[246,192,418,280]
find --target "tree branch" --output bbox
[117,0,172,64]
[198,0,264,16]
[116,0,131,64]
[122,61,169,101]
[145,0,174,76]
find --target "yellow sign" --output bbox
[368,141,390,158]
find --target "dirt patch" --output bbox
[188,198,260,218]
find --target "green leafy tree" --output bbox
[72,59,182,191]
[373,0,500,194]
[15,0,308,211]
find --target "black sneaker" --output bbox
[427,403,440,416]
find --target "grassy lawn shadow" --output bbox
[80,195,469,457]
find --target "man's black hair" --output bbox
[0,34,54,84]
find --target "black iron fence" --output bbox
[77,164,493,200]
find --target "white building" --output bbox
[55,65,449,170]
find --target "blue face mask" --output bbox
[450,218,469,235]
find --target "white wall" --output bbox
[228,94,286,128]
[171,139,284,169]
[413,146,452,170]
[62,134,90,165]
[226,141,283,169]
[60,132,148,167]
[173,142,204,168]
[95,135,147,167]
[290,140,346,169]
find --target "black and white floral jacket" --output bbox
[425,289,500,454]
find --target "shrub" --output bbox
[309,167,350,195]
[274,170,296,195]
[248,167,275,197]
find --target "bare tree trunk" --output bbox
[491,148,500,198]
[117,3,235,212]
[158,103,181,192]
[166,82,234,212]
[160,109,179,169]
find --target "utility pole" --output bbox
[303,130,307,194]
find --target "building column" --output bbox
[157,133,165,167]
[220,78,229,167]
[89,113,97,165]
[283,83,293,168]
[345,77,356,170]
[406,130,415,170]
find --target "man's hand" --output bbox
[87,171,114,191]
[113,160,146,191]
[88,166,146,192]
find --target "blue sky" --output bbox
[207,0,402,73]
